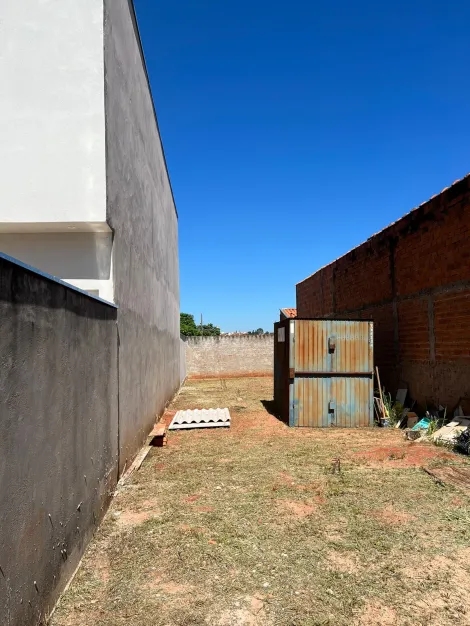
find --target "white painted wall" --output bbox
[0,0,106,229]
[0,233,114,301]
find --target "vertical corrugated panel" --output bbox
[294,320,372,373]
[329,320,371,374]
[322,377,330,427]
[289,320,295,371]
[294,377,333,427]
[290,320,374,428]
[331,377,373,427]
[289,382,295,426]
[294,376,374,428]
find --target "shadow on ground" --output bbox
[261,399,288,425]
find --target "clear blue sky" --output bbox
[135,0,470,332]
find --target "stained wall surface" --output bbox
[0,254,118,626]
[104,0,180,471]
[185,335,274,378]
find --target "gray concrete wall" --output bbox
[185,336,274,378]
[104,0,180,471]
[0,254,118,626]
[180,339,187,385]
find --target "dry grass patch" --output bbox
[326,549,361,574]
[355,602,398,625]
[276,499,318,519]
[370,506,416,525]
[51,377,470,626]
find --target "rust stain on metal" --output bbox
[275,319,374,427]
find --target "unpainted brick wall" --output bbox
[296,175,470,409]
[184,335,274,377]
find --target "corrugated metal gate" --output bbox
[274,319,374,427]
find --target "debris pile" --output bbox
[374,370,470,454]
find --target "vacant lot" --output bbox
[51,377,470,626]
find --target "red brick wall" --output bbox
[334,242,392,312]
[297,265,334,317]
[434,290,470,359]
[296,175,470,409]
[397,299,430,361]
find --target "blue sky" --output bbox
[135,0,470,332]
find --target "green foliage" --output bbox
[180,313,220,337]
[248,328,264,335]
[201,323,221,337]
[180,313,199,336]
[381,389,404,426]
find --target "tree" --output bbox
[201,323,221,337]
[248,328,264,335]
[180,313,200,336]
[180,313,221,337]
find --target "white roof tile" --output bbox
[169,408,231,430]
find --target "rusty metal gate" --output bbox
[274,319,374,427]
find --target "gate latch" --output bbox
[328,335,337,353]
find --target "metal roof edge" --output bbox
[0,251,118,309]
[126,0,179,220]
[296,172,470,286]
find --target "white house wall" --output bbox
[0,0,107,229]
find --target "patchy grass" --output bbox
[51,378,470,626]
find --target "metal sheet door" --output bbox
[291,377,332,428]
[289,320,374,427]
[294,320,373,374]
[290,376,373,427]
[331,377,373,427]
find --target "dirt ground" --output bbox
[51,377,470,626]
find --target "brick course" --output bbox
[296,174,470,408]
[434,289,470,360]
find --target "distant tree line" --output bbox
[180,313,221,337]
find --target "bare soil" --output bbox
[50,377,470,626]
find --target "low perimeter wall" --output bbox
[0,254,118,626]
[184,335,274,378]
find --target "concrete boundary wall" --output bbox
[297,175,470,408]
[185,335,274,378]
[104,0,180,472]
[0,254,118,626]
[180,338,187,384]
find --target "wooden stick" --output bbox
[376,366,387,419]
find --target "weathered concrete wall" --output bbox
[180,339,187,384]
[185,336,274,378]
[0,254,118,626]
[297,175,470,409]
[104,0,180,471]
